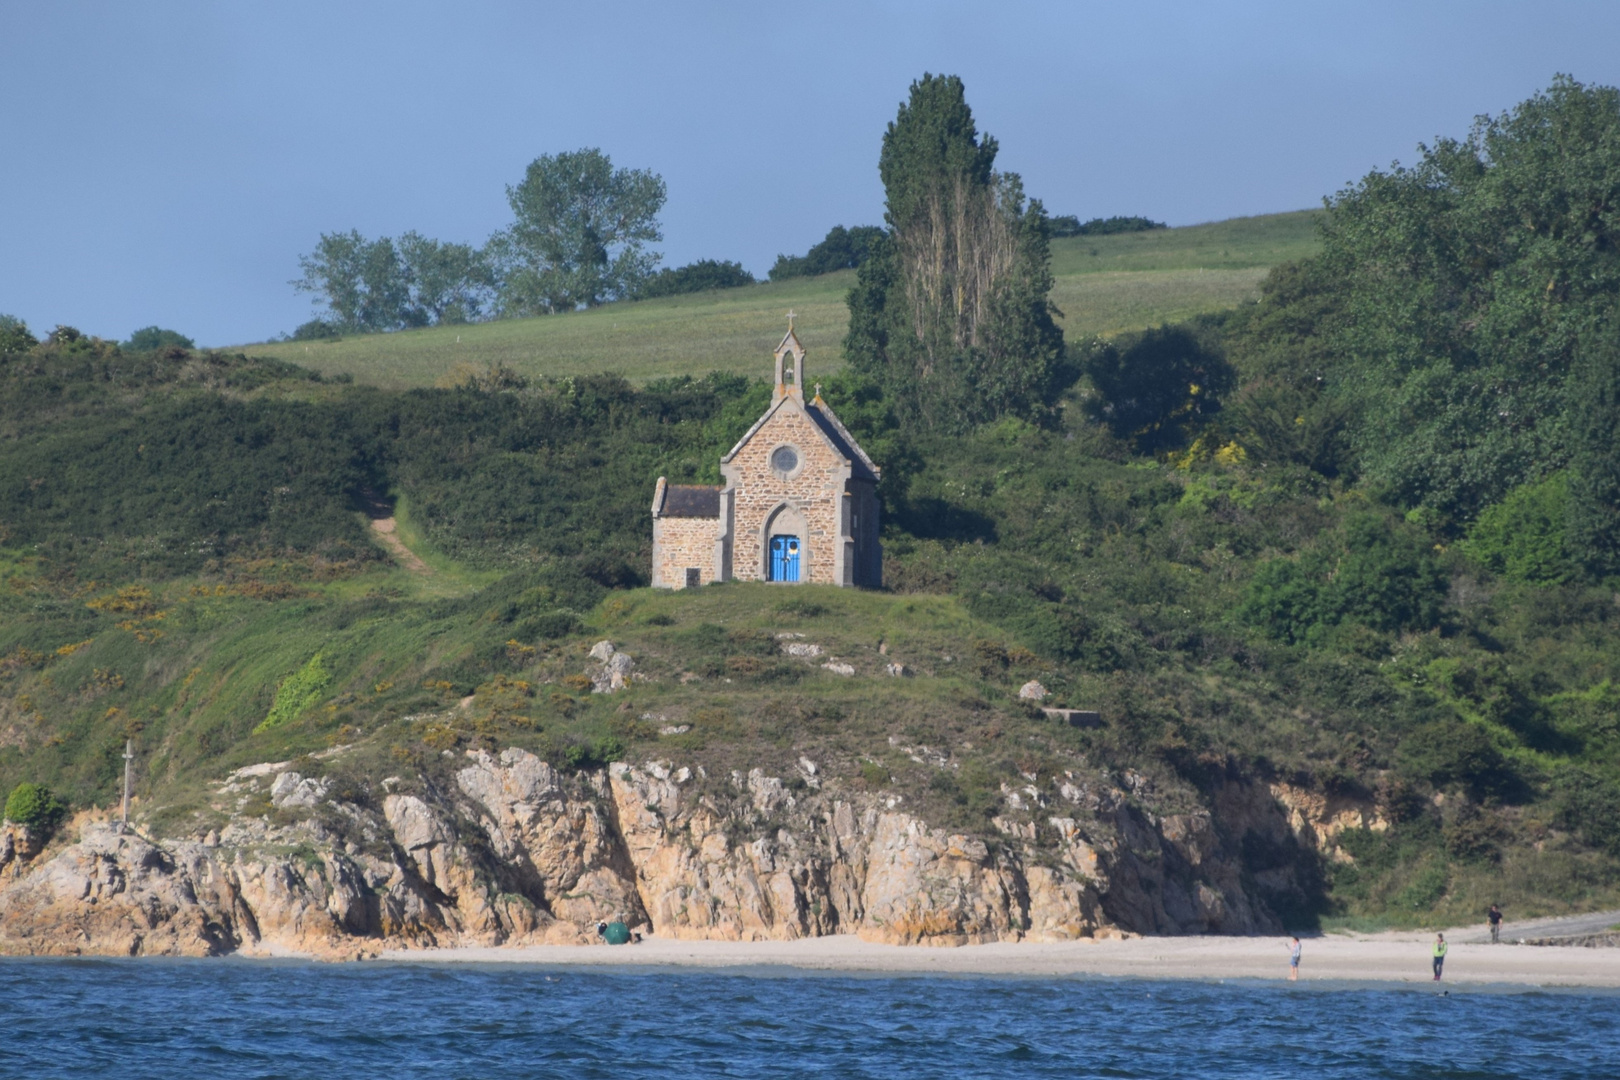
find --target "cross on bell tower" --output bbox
[774,311,806,400]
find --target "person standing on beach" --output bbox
[1488,904,1503,944]
[1432,933,1448,980]
[1288,936,1301,981]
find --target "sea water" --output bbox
[2,959,1615,1078]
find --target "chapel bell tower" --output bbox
[774,311,805,400]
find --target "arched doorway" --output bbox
[769,535,801,581]
[762,503,809,583]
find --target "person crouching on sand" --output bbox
[1288,936,1301,981]
[1432,933,1448,980]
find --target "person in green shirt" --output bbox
[1432,933,1448,980]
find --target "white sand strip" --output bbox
[374,932,1620,986]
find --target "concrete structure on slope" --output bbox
[651,317,881,588]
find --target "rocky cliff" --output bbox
[0,747,1377,958]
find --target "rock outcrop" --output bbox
[0,748,1360,958]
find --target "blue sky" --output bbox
[2,1,1618,346]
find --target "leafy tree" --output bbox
[293,230,494,333]
[397,231,496,324]
[1224,381,1355,478]
[491,148,665,315]
[1083,324,1233,453]
[634,259,754,299]
[292,230,413,333]
[1048,215,1166,238]
[1222,261,1344,387]
[1318,75,1620,522]
[769,225,885,281]
[846,74,1064,431]
[1566,315,1620,576]
[124,326,194,352]
[1218,260,1354,476]
[0,314,37,354]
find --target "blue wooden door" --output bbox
[770,535,801,582]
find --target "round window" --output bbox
[771,445,799,474]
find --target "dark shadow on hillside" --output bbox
[895,497,998,544]
[355,486,394,521]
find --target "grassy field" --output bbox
[241,210,1321,388]
[1047,210,1323,276]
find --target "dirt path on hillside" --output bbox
[369,516,431,575]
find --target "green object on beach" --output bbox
[604,921,631,945]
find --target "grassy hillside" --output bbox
[8,195,1618,932]
[242,210,1321,388]
[4,335,1620,931]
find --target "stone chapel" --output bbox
[650,319,881,589]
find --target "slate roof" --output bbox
[658,483,722,519]
[806,399,881,483]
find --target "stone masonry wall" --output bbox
[849,478,881,588]
[653,516,717,588]
[726,401,847,584]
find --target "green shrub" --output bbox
[860,760,890,787]
[1048,215,1166,238]
[634,259,754,299]
[1396,716,1523,803]
[292,318,341,340]
[1442,804,1505,862]
[513,611,581,640]
[1240,513,1446,645]
[1083,324,1234,453]
[0,313,36,354]
[124,326,195,352]
[4,782,65,831]
[1392,859,1449,911]
[1549,767,1620,856]
[255,652,333,734]
[560,736,624,773]
[768,225,884,281]
[1459,472,1572,584]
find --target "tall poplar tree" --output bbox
[845,74,1063,430]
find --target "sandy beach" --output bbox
[377,914,1620,986]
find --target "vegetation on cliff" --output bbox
[3,75,1619,933]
